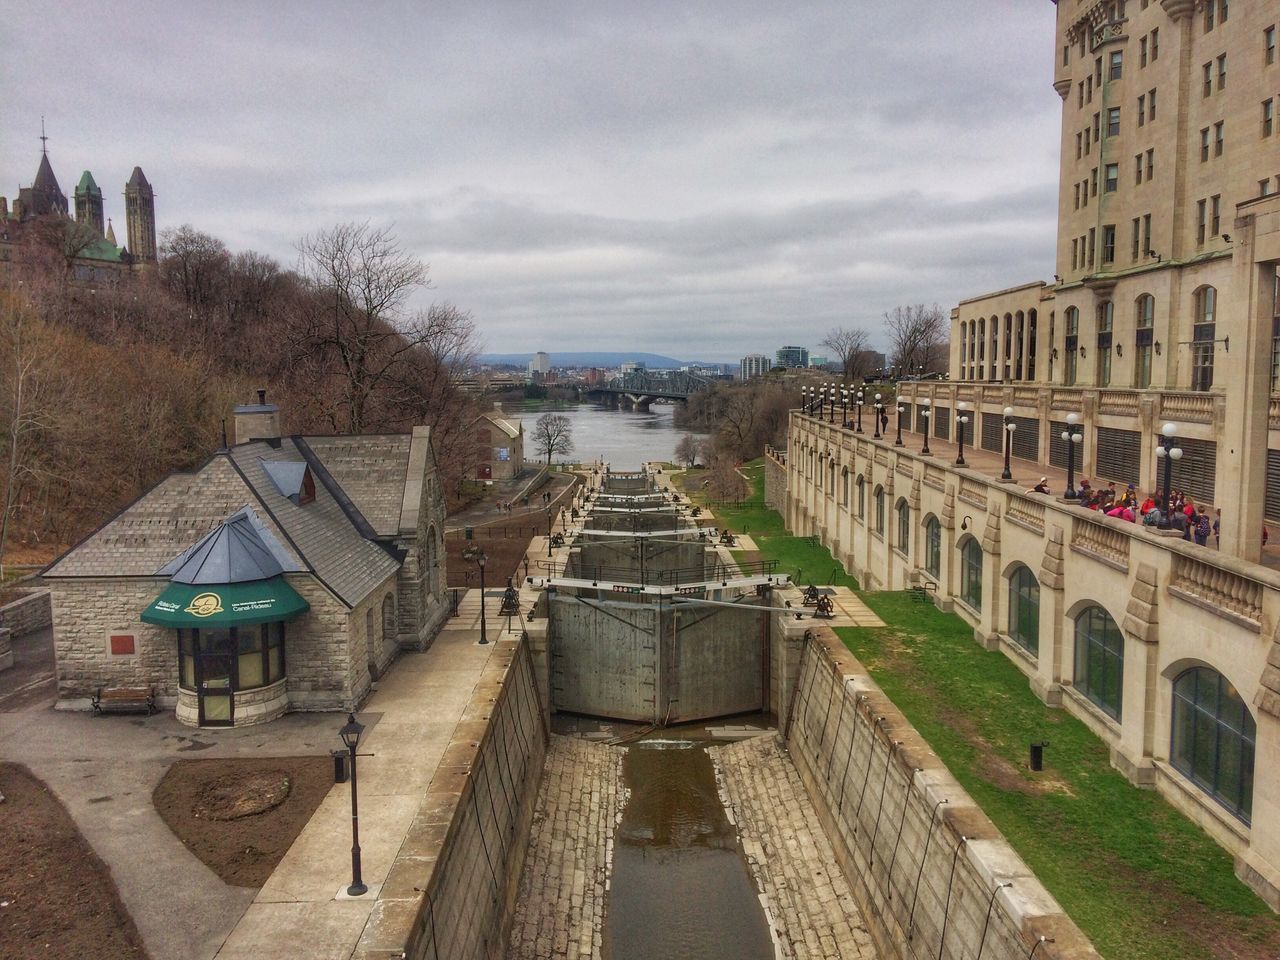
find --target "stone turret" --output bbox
[75,170,104,236]
[124,166,156,262]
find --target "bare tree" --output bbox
[674,433,701,468]
[821,326,873,382]
[160,225,231,309]
[884,303,948,376]
[531,413,574,465]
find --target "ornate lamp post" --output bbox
[827,384,836,423]
[1060,413,1084,499]
[546,509,554,557]
[1001,406,1016,481]
[955,400,970,466]
[855,390,864,433]
[840,388,849,427]
[462,546,489,644]
[1154,422,1183,528]
[895,401,906,446]
[872,393,883,439]
[920,398,932,455]
[339,713,367,897]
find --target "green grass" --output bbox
[708,481,1280,960]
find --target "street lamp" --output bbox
[546,509,554,557]
[339,713,367,897]
[1154,422,1183,528]
[855,391,865,433]
[955,400,970,466]
[840,388,849,427]
[1001,406,1016,481]
[920,398,932,455]
[462,546,489,643]
[1060,413,1084,499]
[895,402,906,446]
[872,393,883,439]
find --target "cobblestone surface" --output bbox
[507,736,626,959]
[712,734,878,960]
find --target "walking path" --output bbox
[712,735,877,960]
[506,736,625,959]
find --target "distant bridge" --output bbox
[584,370,714,411]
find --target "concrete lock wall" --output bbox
[786,628,1099,960]
[667,598,767,722]
[551,596,657,721]
[352,638,548,960]
[571,539,705,584]
[583,511,681,534]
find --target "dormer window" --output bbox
[259,459,316,506]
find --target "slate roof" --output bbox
[481,410,521,439]
[45,434,414,608]
[127,166,151,190]
[158,506,300,584]
[33,154,62,195]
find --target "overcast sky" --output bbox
[3,1,1060,362]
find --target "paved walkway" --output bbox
[214,593,511,959]
[775,587,885,629]
[507,736,625,959]
[712,735,877,960]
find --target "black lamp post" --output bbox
[1060,412,1084,499]
[1001,405,1016,481]
[827,385,836,423]
[462,546,489,643]
[955,401,970,466]
[920,399,932,455]
[855,391,864,433]
[1155,422,1182,528]
[872,393,883,439]
[339,713,366,897]
[546,509,554,557]
[895,402,905,446]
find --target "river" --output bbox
[500,400,696,471]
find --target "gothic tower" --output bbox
[74,170,104,236]
[124,166,156,262]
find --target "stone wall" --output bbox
[787,628,1099,960]
[0,627,11,671]
[351,636,548,960]
[0,587,52,637]
[763,444,787,513]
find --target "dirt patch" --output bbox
[152,756,332,887]
[0,762,150,960]
[445,534,535,588]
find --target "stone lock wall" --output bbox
[0,587,53,637]
[352,636,548,960]
[763,444,788,513]
[786,628,1099,960]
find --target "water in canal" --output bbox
[604,738,776,960]
[501,400,696,471]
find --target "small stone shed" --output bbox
[42,397,449,726]
[473,404,524,481]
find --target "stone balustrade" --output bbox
[1170,553,1265,630]
[1070,514,1131,570]
[1006,495,1046,533]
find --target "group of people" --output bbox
[1028,477,1230,547]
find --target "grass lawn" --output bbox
[708,463,1280,960]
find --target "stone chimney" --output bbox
[233,389,281,445]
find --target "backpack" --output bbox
[1142,510,1160,527]
[1196,515,1211,537]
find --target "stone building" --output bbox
[472,404,525,481]
[909,0,1280,561]
[42,394,450,727]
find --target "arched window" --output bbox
[841,467,850,506]
[1096,300,1113,386]
[925,517,941,578]
[874,485,885,534]
[856,475,866,518]
[1172,666,1256,822]
[1007,566,1040,655]
[1074,606,1124,720]
[1191,286,1217,391]
[1135,295,1155,388]
[828,460,836,495]
[960,538,983,610]
[896,500,910,555]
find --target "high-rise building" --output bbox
[527,351,551,376]
[740,354,771,379]
[775,346,809,369]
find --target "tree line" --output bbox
[0,218,484,570]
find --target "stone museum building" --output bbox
[42,394,450,726]
[785,0,1280,910]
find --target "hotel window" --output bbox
[1078,82,1085,108]
[1085,127,1092,154]
[1272,270,1280,392]
[1267,26,1277,66]
[1204,1,1215,31]
[1076,131,1083,158]
[1151,27,1159,60]
[1197,199,1207,244]
[1109,51,1123,81]
[1063,45,1070,67]
[1192,286,1217,391]
[1131,218,1141,260]
[1087,74,1094,102]
[1136,295,1155,389]
[1147,88,1156,121]
[1134,154,1144,184]
[1094,57,1102,89]
[1093,112,1100,142]
[1091,168,1098,197]
[1088,227,1096,267]
[1203,62,1213,97]
[1211,194,1221,236]
[1106,107,1120,137]
[1219,1,1228,24]
[1214,121,1224,156]
[1105,163,1118,192]
[1102,225,1116,265]
[1074,184,1081,210]
[1264,179,1277,198]
[1264,99,1275,138]
[1097,300,1114,385]
[1071,238,1078,270]
[1201,127,1211,162]
[1146,148,1154,179]
[1217,54,1227,91]
[1143,213,1151,255]
[1137,94,1145,126]
[1140,35,1148,67]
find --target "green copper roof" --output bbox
[75,170,101,197]
[78,235,123,262]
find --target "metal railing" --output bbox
[533,557,780,588]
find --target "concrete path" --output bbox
[215,593,506,960]
[775,586,885,629]
[713,735,877,960]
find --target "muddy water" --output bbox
[604,740,774,960]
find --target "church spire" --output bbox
[106,218,117,246]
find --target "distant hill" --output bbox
[480,351,729,369]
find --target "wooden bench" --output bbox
[92,686,156,716]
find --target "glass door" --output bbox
[196,628,235,726]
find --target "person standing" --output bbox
[1194,509,1211,546]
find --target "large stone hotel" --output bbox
[779,0,1280,908]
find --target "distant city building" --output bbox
[807,355,831,370]
[619,361,646,375]
[527,352,551,376]
[740,354,771,379]
[775,346,809,369]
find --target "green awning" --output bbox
[141,576,309,628]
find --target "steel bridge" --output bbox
[584,370,714,410]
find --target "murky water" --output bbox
[604,740,775,960]
[502,401,697,471]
